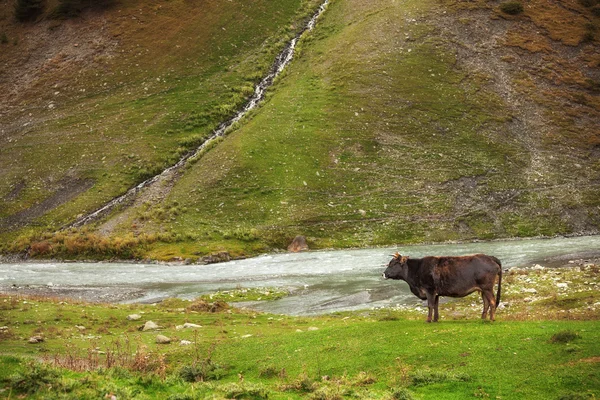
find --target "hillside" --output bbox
[1,0,599,260]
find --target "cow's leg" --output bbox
[433,295,440,322]
[481,292,489,320]
[426,293,435,323]
[485,290,497,321]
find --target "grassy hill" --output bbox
[1,0,599,260]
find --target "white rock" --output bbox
[308,327,319,331]
[556,283,568,288]
[28,335,44,344]
[127,314,142,321]
[156,335,171,344]
[531,264,545,270]
[522,288,537,294]
[142,321,160,331]
[176,323,202,330]
[180,340,193,346]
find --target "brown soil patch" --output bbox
[0,177,94,230]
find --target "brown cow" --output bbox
[383,253,502,322]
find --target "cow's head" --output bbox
[383,252,409,280]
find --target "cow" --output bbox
[383,253,502,322]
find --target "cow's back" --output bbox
[431,254,500,297]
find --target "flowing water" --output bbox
[1,235,599,315]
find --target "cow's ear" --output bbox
[400,256,409,263]
[394,252,401,259]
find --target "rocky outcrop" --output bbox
[288,236,309,253]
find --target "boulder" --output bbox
[287,235,309,253]
[176,323,202,330]
[127,314,142,321]
[28,335,44,344]
[142,321,160,331]
[156,335,171,344]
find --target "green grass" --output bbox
[0,290,599,399]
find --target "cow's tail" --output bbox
[491,256,502,308]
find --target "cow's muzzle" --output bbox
[382,273,389,280]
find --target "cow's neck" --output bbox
[404,258,422,286]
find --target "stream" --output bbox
[1,235,599,315]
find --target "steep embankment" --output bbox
[1,0,599,260]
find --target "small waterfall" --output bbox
[70,0,329,228]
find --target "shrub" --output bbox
[391,388,415,400]
[8,362,59,394]
[179,360,227,382]
[409,369,470,386]
[220,382,270,399]
[581,31,595,43]
[550,330,580,343]
[14,0,44,21]
[499,1,524,15]
[50,0,115,19]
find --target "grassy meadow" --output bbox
[1,264,599,399]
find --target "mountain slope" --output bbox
[1,0,599,260]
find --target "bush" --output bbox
[391,388,415,400]
[499,1,524,15]
[179,361,227,382]
[50,0,115,19]
[550,330,580,343]
[14,0,44,21]
[8,362,59,394]
[220,382,270,399]
[409,369,470,386]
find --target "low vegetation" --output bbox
[0,263,598,398]
[499,1,524,15]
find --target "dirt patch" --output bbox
[579,357,600,363]
[3,181,26,202]
[0,284,146,303]
[0,177,94,230]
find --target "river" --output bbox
[1,235,599,315]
